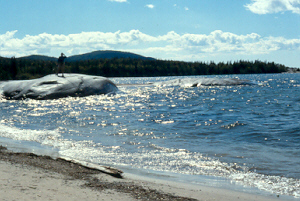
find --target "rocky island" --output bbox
[0,74,118,100]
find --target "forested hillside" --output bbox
[0,56,287,80]
[19,50,155,62]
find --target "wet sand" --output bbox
[0,145,288,201]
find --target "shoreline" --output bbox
[0,145,292,201]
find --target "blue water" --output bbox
[0,73,299,198]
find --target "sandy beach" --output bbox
[0,145,290,201]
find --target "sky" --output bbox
[0,0,300,67]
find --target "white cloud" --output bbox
[245,0,300,14]
[108,0,127,2]
[145,4,155,9]
[1,30,299,63]
[184,7,189,11]
[0,30,17,43]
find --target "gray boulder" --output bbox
[0,74,118,100]
[153,77,254,87]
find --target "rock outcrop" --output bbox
[153,77,254,87]
[0,74,118,100]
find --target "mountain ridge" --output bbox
[19,50,156,62]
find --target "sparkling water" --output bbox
[0,73,299,198]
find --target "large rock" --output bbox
[153,77,254,87]
[0,74,118,100]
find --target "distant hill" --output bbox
[67,50,156,61]
[19,55,57,61]
[19,50,156,62]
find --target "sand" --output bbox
[0,146,290,201]
[0,161,134,201]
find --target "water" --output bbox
[0,73,299,198]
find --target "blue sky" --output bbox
[1,0,300,67]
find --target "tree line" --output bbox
[0,56,287,80]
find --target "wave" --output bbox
[0,123,299,198]
[221,121,245,129]
[0,123,61,146]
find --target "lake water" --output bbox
[0,73,299,198]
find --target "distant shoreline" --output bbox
[1,54,289,80]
